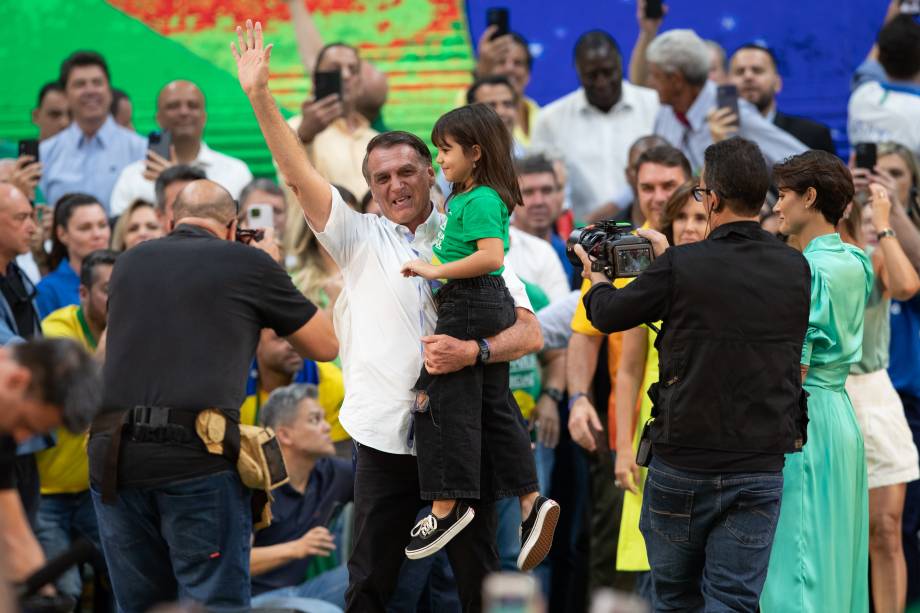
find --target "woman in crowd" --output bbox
[761,150,872,613]
[612,178,705,597]
[35,193,110,318]
[839,183,920,613]
[110,199,164,252]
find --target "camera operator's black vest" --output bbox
[649,222,811,455]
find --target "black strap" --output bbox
[220,412,241,466]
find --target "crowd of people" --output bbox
[2,0,920,612]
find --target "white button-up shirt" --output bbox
[531,82,661,220]
[313,186,533,455]
[109,142,253,216]
[849,81,920,160]
[507,227,570,303]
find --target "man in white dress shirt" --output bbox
[233,21,542,612]
[109,80,252,216]
[532,30,660,223]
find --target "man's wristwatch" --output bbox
[877,228,896,241]
[475,338,491,365]
[541,387,565,403]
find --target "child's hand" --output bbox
[401,259,438,279]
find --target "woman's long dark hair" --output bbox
[431,103,522,214]
[49,193,105,271]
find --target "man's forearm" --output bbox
[250,541,299,576]
[629,32,653,86]
[566,332,602,395]
[487,308,543,363]
[247,88,332,230]
[288,0,323,79]
[0,490,45,582]
[541,348,566,391]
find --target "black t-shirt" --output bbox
[0,265,38,339]
[0,436,40,524]
[0,435,16,490]
[251,458,354,595]
[88,225,318,488]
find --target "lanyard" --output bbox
[76,307,97,350]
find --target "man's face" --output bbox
[156,82,206,142]
[729,49,781,113]
[647,63,681,107]
[473,84,518,135]
[65,65,111,125]
[80,264,113,331]
[366,144,435,229]
[317,46,362,106]
[0,186,37,259]
[576,47,623,111]
[257,329,303,379]
[493,41,531,95]
[277,398,335,459]
[636,162,686,230]
[32,90,70,141]
[160,180,193,226]
[515,171,558,236]
[3,400,62,444]
[242,189,287,238]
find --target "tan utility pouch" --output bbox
[195,408,289,529]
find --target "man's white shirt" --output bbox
[312,186,533,455]
[109,142,253,216]
[507,226,570,303]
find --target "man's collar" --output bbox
[383,201,440,238]
[77,115,118,147]
[708,220,763,240]
[193,142,216,167]
[577,83,633,116]
[685,81,718,131]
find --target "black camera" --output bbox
[566,221,654,279]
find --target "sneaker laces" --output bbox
[411,514,438,538]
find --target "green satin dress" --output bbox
[761,233,872,613]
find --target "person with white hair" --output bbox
[630,16,807,172]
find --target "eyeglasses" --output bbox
[692,187,715,202]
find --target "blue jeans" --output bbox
[252,565,348,612]
[639,458,783,612]
[91,470,251,613]
[35,491,103,599]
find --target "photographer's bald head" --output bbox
[170,179,237,239]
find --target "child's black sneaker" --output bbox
[405,502,475,560]
[517,496,560,571]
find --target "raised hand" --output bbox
[231,19,274,96]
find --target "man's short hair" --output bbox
[260,383,319,430]
[80,249,118,288]
[239,178,283,208]
[513,153,557,181]
[154,165,207,211]
[703,137,771,216]
[635,145,692,181]
[646,29,710,86]
[110,88,129,116]
[172,180,236,224]
[362,131,433,180]
[574,30,621,62]
[878,15,920,80]
[11,338,102,434]
[59,50,111,88]
[466,75,517,105]
[732,43,779,71]
[36,81,65,108]
[772,150,855,226]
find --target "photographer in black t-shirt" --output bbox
[86,179,338,612]
[572,137,811,611]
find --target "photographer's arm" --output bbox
[421,307,542,375]
[233,20,333,232]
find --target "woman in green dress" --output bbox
[761,151,872,612]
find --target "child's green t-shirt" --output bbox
[432,185,509,276]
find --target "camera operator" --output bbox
[572,137,811,611]
[86,179,338,612]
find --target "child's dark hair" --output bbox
[431,103,522,214]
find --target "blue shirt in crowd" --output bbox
[39,116,146,211]
[35,260,80,319]
[653,80,807,173]
[251,457,354,596]
[889,296,920,399]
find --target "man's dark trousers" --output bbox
[346,443,499,612]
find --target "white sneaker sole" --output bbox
[517,500,560,571]
[405,507,476,560]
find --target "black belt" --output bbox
[91,406,240,505]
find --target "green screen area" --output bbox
[0,0,474,178]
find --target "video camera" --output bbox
[565,221,654,280]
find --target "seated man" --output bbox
[241,328,349,458]
[250,384,353,613]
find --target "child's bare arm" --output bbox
[401,238,504,280]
